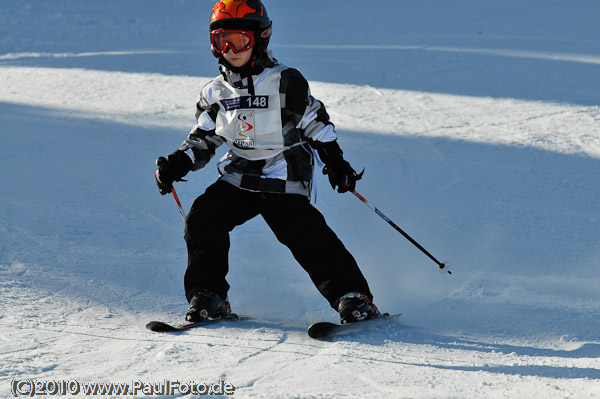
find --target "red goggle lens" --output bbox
[211,30,255,54]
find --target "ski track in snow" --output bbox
[2,1,600,398]
[3,280,600,398]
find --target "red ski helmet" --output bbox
[209,0,272,60]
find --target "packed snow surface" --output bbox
[1,1,600,398]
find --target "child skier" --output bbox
[155,0,380,324]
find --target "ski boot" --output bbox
[185,289,232,322]
[337,292,381,324]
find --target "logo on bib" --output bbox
[233,111,256,149]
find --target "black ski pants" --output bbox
[183,180,372,310]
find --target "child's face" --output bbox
[223,48,253,68]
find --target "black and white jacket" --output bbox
[177,57,338,197]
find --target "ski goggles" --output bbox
[210,29,256,54]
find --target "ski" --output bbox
[146,314,243,332]
[307,313,401,339]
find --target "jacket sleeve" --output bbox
[178,81,226,171]
[280,68,338,145]
[280,68,346,164]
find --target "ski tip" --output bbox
[146,321,181,332]
[146,314,247,333]
[307,321,337,339]
[307,313,401,340]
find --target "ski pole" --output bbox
[351,190,451,275]
[171,185,187,222]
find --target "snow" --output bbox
[1,0,599,397]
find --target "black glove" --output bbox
[155,151,193,195]
[323,159,362,193]
[317,140,363,193]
